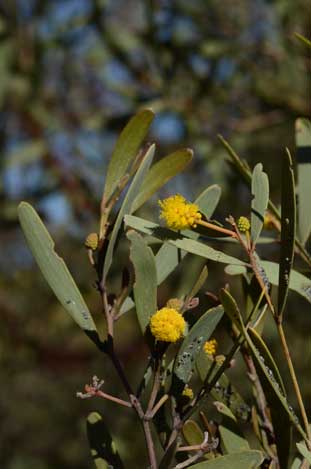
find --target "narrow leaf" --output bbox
[124,215,247,267]
[225,260,311,306]
[278,149,296,317]
[189,450,264,468]
[127,230,157,334]
[296,118,311,244]
[294,32,311,48]
[87,412,124,469]
[219,288,244,329]
[103,144,155,281]
[196,352,250,421]
[173,306,224,385]
[103,109,154,201]
[251,163,269,246]
[296,442,311,464]
[214,401,250,454]
[18,202,97,332]
[131,148,193,212]
[248,328,290,468]
[241,324,306,442]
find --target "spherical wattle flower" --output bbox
[158,194,202,231]
[204,338,217,357]
[150,307,186,342]
[237,216,250,233]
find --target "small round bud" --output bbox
[215,354,226,366]
[237,216,250,233]
[85,233,99,251]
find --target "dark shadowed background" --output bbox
[0,0,310,467]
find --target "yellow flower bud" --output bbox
[237,216,250,233]
[150,307,186,342]
[84,233,99,251]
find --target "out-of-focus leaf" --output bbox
[214,401,250,453]
[173,305,223,387]
[294,33,311,48]
[18,202,97,333]
[219,288,244,329]
[103,144,155,281]
[127,230,157,334]
[124,215,246,266]
[296,118,311,245]
[251,163,269,246]
[241,323,306,443]
[5,140,46,167]
[278,149,296,317]
[182,420,204,446]
[87,412,124,469]
[131,148,193,212]
[225,261,311,305]
[248,328,290,468]
[103,109,154,201]
[188,450,264,468]
[196,352,250,421]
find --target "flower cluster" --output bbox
[159,194,202,230]
[150,307,186,342]
[204,338,217,357]
[237,216,250,233]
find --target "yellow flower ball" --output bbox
[150,307,186,342]
[158,194,202,231]
[237,216,250,233]
[204,338,217,357]
[182,386,194,400]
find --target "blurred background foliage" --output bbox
[0,0,309,467]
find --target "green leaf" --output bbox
[296,442,311,464]
[225,260,311,306]
[278,149,296,317]
[196,352,249,421]
[127,230,157,334]
[173,305,224,386]
[131,148,193,212]
[18,202,97,333]
[248,328,290,468]
[251,163,269,246]
[196,184,222,219]
[182,420,204,446]
[214,401,250,454]
[248,328,286,395]
[103,144,155,281]
[86,412,124,469]
[124,215,247,267]
[241,324,306,443]
[294,32,311,49]
[188,450,264,468]
[103,109,154,201]
[296,118,311,245]
[219,288,244,329]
